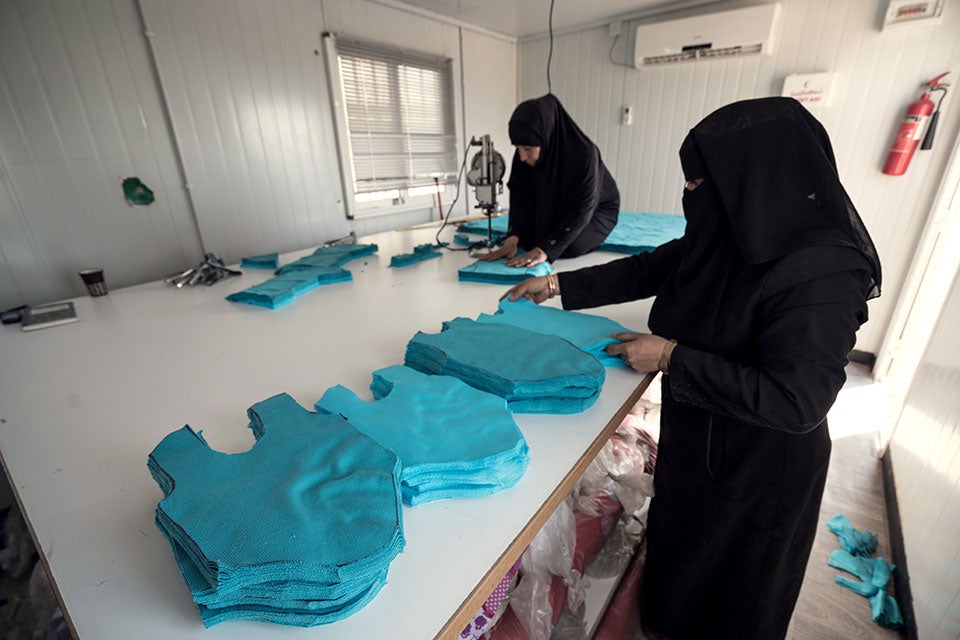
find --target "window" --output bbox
[324,34,458,217]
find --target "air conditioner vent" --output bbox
[634,4,781,68]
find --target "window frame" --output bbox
[322,32,459,219]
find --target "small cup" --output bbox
[79,268,109,297]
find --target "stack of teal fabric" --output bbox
[316,365,528,506]
[147,393,404,627]
[597,212,686,254]
[239,252,279,269]
[458,258,553,284]
[456,212,686,255]
[226,244,378,309]
[390,243,442,268]
[404,317,605,414]
[476,298,634,367]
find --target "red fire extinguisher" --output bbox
[883,72,950,175]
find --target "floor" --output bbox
[787,363,903,639]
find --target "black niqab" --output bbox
[650,97,882,349]
[506,94,619,258]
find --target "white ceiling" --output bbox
[389,0,723,39]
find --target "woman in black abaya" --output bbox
[481,94,620,267]
[503,97,882,639]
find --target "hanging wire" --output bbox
[434,143,479,251]
[547,0,555,94]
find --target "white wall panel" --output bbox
[889,269,960,639]
[518,0,960,354]
[0,0,203,309]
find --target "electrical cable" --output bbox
[434,143,481,251]
[547,0,555,94]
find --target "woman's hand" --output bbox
[605,332,671,372]
[479,235,519,262]
[500,276,553,304]
[505,247,548,268]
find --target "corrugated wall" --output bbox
[889,269,960,639]
[0,0,518,307]
[519,0,960,354]
[0,0,203,307]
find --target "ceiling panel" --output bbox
[389,0,722,39]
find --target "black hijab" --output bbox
[650,97,881,348]
[507,95,603,245]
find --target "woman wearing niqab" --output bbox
[482,94,620,267]
[504,97,882,639]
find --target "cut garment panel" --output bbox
[146,393,403,626]
[316,365,528,505]
[597,212,686,255]
[477,297,634,367]
[404,317,605,414]
[240,252,279,269]
[390,244,442,268]
[459,259,554,284]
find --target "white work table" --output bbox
[0,227,655,639]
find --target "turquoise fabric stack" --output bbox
[147,393,404,627]
[389,243,442,268]
[476,298,634,367]
[597,212,686,254]
[404,317,605,414]
[458,258,553,284]
[226,244,378,309]
[456,212,685,255]
[239,252,279,269]
[316,365,529,506]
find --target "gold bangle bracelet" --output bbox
[659,339,678,373]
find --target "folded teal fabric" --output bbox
[316,365,528,505]
[826,513,878,556]
[390,244,442,268]
[458,216,508,240]
[476,298,633,367]
[597,212,686,255]
[456,213,685,256]
[405,317,605,414]
[458,259,553,284]
[147,393,403,627]
[240,252,279,269]
[828,549,903,629]
[226,244,378,309]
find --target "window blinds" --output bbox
[335,36,458,195]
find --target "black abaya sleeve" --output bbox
[557,239,684,310]
[539,152,603,261]
[666,259,872,434]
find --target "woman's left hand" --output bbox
[605,332,670,372]
[505,247,548,268]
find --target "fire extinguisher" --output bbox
[883,72,950,175]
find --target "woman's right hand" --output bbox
[500,276,553,304]
[479,235,519,262]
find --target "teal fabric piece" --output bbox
[405,317,605,414]
[390,244,442,268]
[829,549,903,629]
[459,259,553,284]
[147,393,404,627]
[315,365,528,505]
[456,212,684,256]
[240,252,279,269]
[225,270,349,309]
[226,244,377,309]
[476,298,633,367]
[597,212,686,255]
[454,233,474,247]
[827,513,878,556]
[458,216,508,239]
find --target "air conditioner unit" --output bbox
[634,3,782,67]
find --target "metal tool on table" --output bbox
[164,253,241,288]
[324,231,358,246]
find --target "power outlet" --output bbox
[609,20,622,37]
